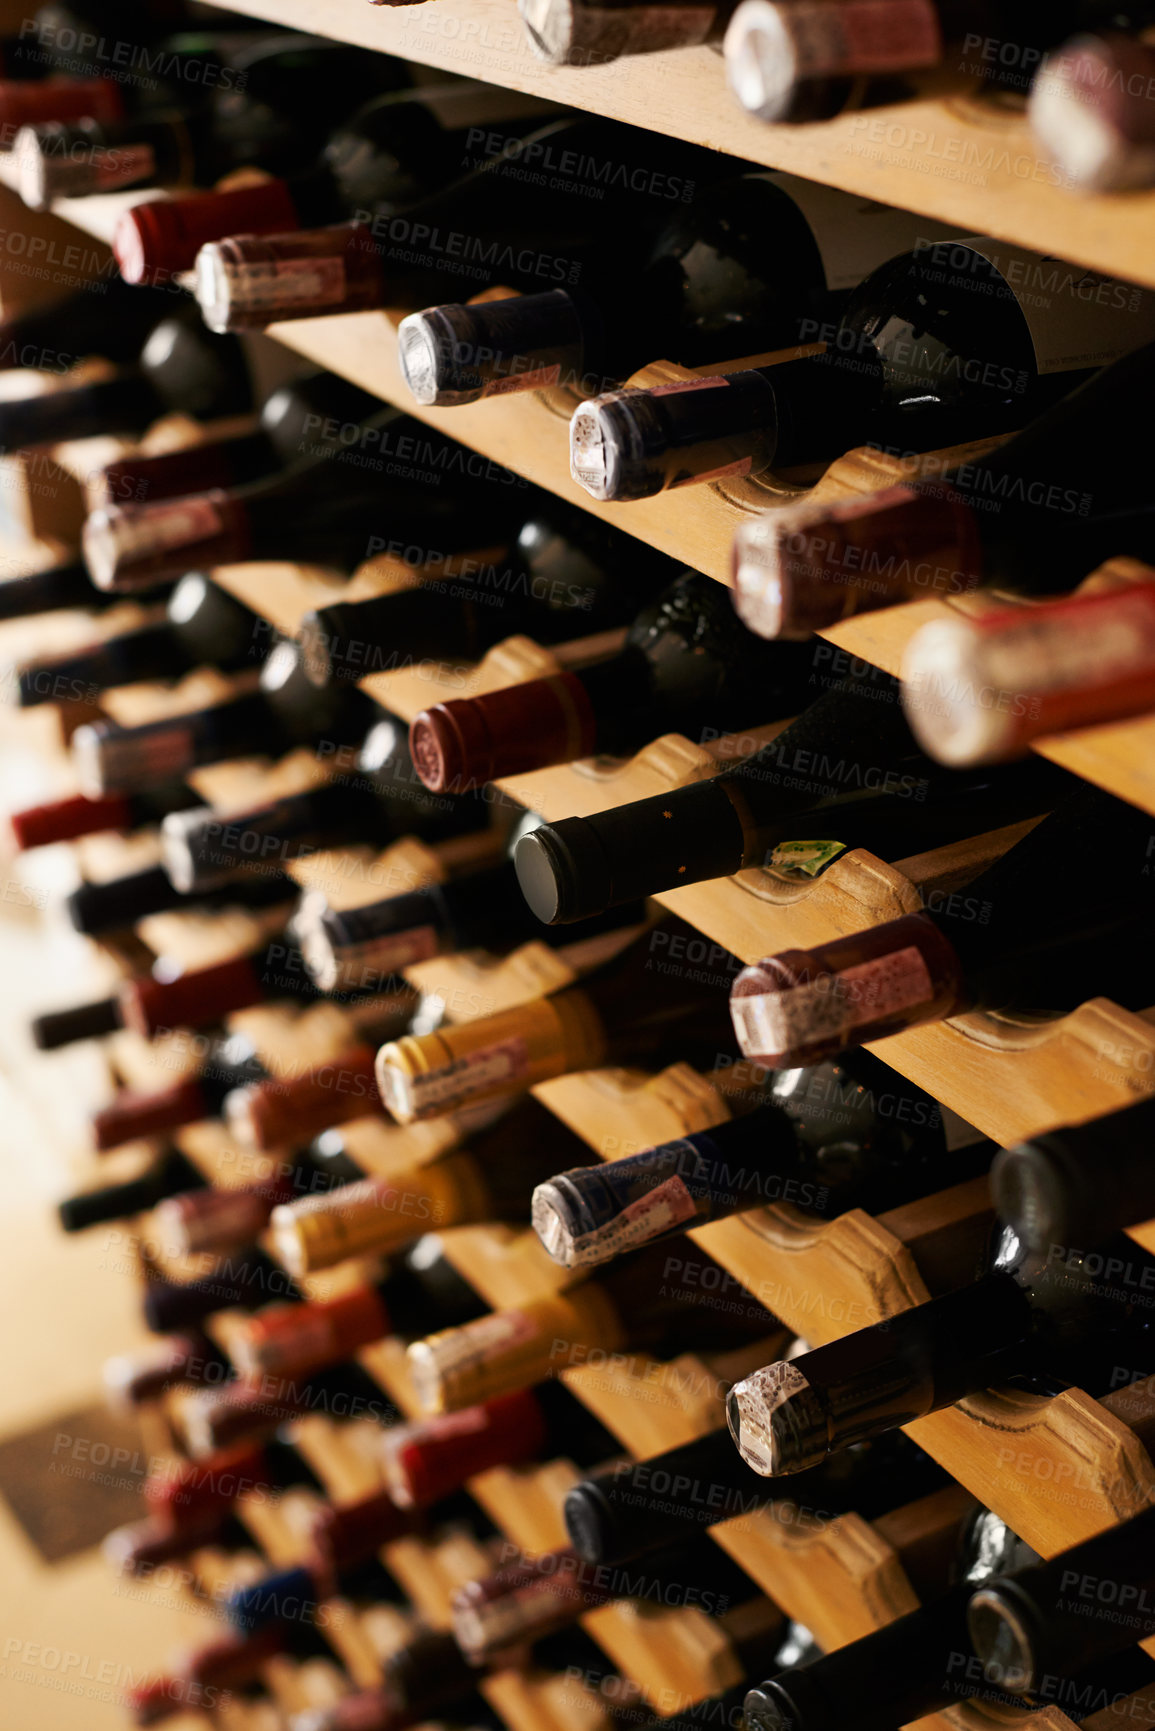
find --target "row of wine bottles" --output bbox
[4,1,1153,197]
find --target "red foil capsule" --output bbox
[143,1442,269,1524]
[409,672,599,792]
[153,1176,298,1255]
[120,952,264,1039]
[91,1076,210,1152]
[114,178,303,285]
[381,1389,551,1508]
[0,76,125,129]
[902,580,1155,766]
[226,1044,382,1150]
[231,1285,391,1382]
[311,1490,418,1573]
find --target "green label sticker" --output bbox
[767,840,848,881]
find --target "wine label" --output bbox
[732,945,934,1057]
[768,167,953,291]
[648,376,731,397]
[404,1035,530,1114]
[952,238,1155,373]
[334,925,441,980]
[112,495,225,561]
[234,256,347,310]
[567,1173,699,1266]
[427,1309,540,1386]
[766,839,848,881]
[982,593,1155,693]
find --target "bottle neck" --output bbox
[728,1274,1034,1476]
[18,621,193,707]
[73,689,284,795]
[0,372,160,452]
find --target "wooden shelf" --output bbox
[202,0,1155,291]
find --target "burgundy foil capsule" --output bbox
[310,1491,418,1574]
[103,1333,220,1407]
[143,1443,270,1525]
[119,953,265,1039]
[730,914,965,1068]
[409,672,599,791]
[93,438,262,510]
[91,1076,211,1152]
[1030,34,1155,193]
[225,1045,383,1151]
[0,76,126,130]
[103,1508,232,1576]
[381,1390,552,1508]
[8,791,134,851]
[126,1627,287,1724]
[114,179,304,285]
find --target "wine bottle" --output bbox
[0,310,253,455]
[379,1383,618,1509]
[64,857,297,938]
[407,1241,782,1413]
[139,1436,326,1530]
[81,405,526,593]
[374,917,737,1124]
[0,276,173,371]
[721,0,1155,125]
[398,174,943,407]
[228,1252,491,1382]
[967,1503,1155,1698]
[69,641,377,795]
[376,1626,613,1728]
[565,1429,945,1564]
[0,3,197,82]
[297,496,678,687]
[451,1538,778,1665]
[178,1361,399,1454]
[512,667,1076,924]
[8,779,199,851]
[29,993,125,1050]
[126,1625,319,1727]
[900,576,1155,766]
[568,238,1155,502]
[103,1004,414,1159]
[15,49,419,209]
[729,782,1155,1070]
[144,1247,300,1334]
[727,1222,1155,1477]
[301,857,645,997]
[408,572,816,791]
[990,1094,1155,1258]
[103,1331,232,1407]
[741,1502,1042,1731]
[103,1504,254,1577]
[518,0,738,64]
[0,557,142,624]
[1030,34,1155,193]
[112,83,555,282]
[265,1095,593,1283]
[730,341,1155,639]
[14,572,266,708]
[90,368,381,508]
[531,1049,992,1269]
[57,1145,205,1232]
[159,711,489,894]
[191,113,719,332]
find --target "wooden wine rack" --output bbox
[7,5,1155,1726]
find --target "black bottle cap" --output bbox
[514,778,746,924]
[30,996,124,1050]
[562,1480,617,1565]
[66,865,178,935]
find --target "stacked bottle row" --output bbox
[4,0,1154,196]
